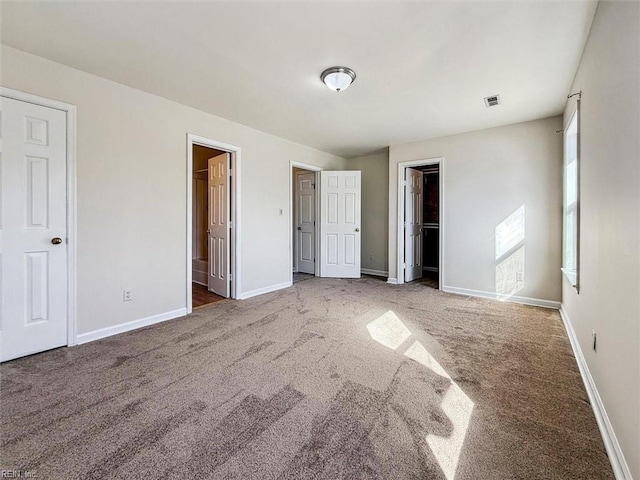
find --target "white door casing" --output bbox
[1,97,68,361]
[320,170,361,278]
[296,172,316,274]
[404,168,423,282]
[208,153,230,297]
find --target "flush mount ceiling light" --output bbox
[321,66,356,92]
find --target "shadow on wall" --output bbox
[366,310,474,480]
[495,205,525,299]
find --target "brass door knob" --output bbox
[51,237,63,245]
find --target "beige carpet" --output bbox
[0,276,613,479]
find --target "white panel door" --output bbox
[0,97,68,362]
[320,171,361,278]
[296,172,315,274]
[404,168,423,282]
[208,153,230,297]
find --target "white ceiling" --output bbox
[1,1,597,158]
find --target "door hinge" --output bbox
[228,273,233,281]
[228,221,233,228]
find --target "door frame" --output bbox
[289,161,321,283]
[186,134,241,311]
[0,87,78,346]
[396,157,444,287]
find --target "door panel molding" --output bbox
[295,171,316,275]
[404,168,423,282]
[0,87,77,352]
[320,170,361,278]
[208,153,230,297]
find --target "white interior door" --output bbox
[0,97,68,362]
[404,168,423,282]
[208,153,230,297]
[296,172,316,274]
[320,171,361,278]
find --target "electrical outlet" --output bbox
[592,329,597,351]
[123,290,132,302]
[369,254,374,260]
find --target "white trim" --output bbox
[387,277,399,285]
[442,285,561,309]
[186,134,241,312]
[237,281,292,300]
[289,161,322,286]
[361,269,389,277]
[559,305,632,480]
[396,157,444,288]
[76,308,187,345]
[0,87,78,346]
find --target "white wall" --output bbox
[561,2,639,477]
[389,117,563,303]
[1,45,345,335]
[348,150,389,275]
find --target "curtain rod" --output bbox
[556,91,583,132]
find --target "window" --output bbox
[562,103,580,291]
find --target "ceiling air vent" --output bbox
[484,94,501,107]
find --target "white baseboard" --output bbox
[76,308,188,345]
[441,285,560,309]
[192,271,207,286]
[387,277,398,285]
[238,281,292,300]
[361,268,389,277]
[559,305,632,480]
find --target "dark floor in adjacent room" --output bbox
[192,282,226,309]
[0,276,613,479]
[414,271,439,289]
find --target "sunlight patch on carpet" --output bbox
[366,310,411,350]
[425,382,474,480]
[367,311,475,480]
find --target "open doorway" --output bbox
[417,164,440,288]
[191,144,226,307]
[187,134,240,312]
[397,158,443,289]
[290,162,321,284]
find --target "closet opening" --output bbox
[398,158,443,289]
[418,165,440,288]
